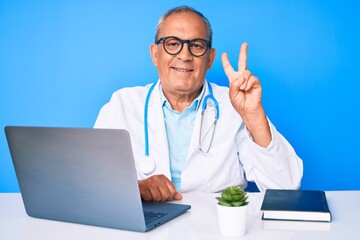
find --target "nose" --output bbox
[177,42,193,61]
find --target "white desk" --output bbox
[0,191,359,240]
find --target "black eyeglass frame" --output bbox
[155,36,212,57]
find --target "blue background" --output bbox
[1,0,359,192]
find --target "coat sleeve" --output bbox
[236,119,303,192]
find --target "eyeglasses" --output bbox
[156,36,211,57]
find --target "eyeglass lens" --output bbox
[163,37,208,57]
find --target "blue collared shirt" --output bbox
[160,85,205,191]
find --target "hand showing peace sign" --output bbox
[222,43,271,147]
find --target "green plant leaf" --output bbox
[218,199,232,207]
[216,186,249,207]
[231,202,242,207]
[222,193,232,201]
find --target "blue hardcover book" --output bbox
[260,189,332,222]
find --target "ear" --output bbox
[150,44,159,67]
[207,48,216,70]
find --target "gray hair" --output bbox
[155,6,213,47]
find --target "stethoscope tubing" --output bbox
[144,82,157,157]
[143,81,219,158]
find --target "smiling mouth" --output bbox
[172,67,193,72]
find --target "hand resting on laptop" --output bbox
[139,174,183,202]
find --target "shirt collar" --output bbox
[159,83,206,112]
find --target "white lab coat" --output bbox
[94,81,303,192]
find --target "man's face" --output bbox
[150,11,216,99]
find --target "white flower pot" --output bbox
[216,204,248,237]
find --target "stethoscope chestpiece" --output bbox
[138,156,156,175]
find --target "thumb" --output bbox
[173,192,183,201]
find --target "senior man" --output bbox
[95,6,303,202]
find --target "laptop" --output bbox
[4,126,191,232]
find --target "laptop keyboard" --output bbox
[144,211,168,224]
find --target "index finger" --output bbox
[164,181,179,200]
[156,175,180,201]
[238,42,248,73]
[221,52,236,83]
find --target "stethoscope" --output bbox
[138,81,219,175]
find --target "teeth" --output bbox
[174,67,192,72]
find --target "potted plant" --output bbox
[216,186,249,237]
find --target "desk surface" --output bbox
[0,191,359,240]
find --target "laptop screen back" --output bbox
[5,126,148,232]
